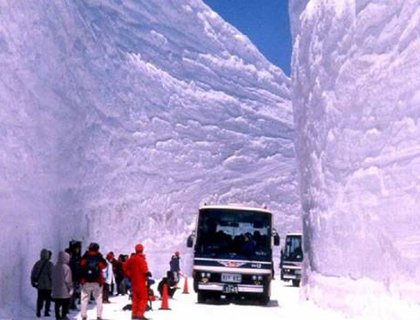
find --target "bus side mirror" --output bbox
[273,229,280,246]
[274,234,280,246]
[187,233,195,248]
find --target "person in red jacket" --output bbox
[124,244,150,320]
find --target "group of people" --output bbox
[31,242,181,320]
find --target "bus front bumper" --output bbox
[198,282,264,293]
[282,273,301,280]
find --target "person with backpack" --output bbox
[30,248,54,317]
[124,244,151,320]
[79,242,107,320]
[51,251,73,320]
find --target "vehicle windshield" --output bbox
[284,235,303,262]
[195,208,272,261]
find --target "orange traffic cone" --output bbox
[159,283,171,310]
[182,276,189,294]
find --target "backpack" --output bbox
[83,254,101,282]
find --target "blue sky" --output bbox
[203,0,292,75]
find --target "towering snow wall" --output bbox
[290,0,420,318]
[0,2,90,314]
[0,0,296,314]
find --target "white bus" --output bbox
[187,204,280,304]
[280,233,303,287]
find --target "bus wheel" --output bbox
[260,294,270,305]
[292,280,300,287]
[209,292,220,301]
[197,291,207,303]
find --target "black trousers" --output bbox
[116,277,125,295]
[36,289,52,315]
[54,298,70,319]
[69,281,80,309]
[103,283,110,302]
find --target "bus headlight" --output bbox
[200,272,211,282]
[252,275,263,285]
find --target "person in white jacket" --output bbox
[51,251,73,320]
[102,256,115,303]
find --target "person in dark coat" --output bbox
[68,242,82,310]
[118,254,129,295]
[169,251,181,284]
[157,271,178,298]
[113,254,126,295]
[51,251,73,320]
[124,244,150,320]
[79,242,107,320]
[31,248,54,317]
[241,233,257,256]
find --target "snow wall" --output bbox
[290,0,420,318]
[0,0,298,316]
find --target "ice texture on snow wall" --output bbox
[0,2,89,313]
[290,0,420,317]
[0,0,297,314]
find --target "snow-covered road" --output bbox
[20,279,349,320]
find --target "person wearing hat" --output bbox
[102,252,116,303]
[169,251,181,284]
[79,242,107,320]
[30,248,54,317]
[124,244,150,320]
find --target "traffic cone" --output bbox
[182,276,189,294]
[159,283,171,310]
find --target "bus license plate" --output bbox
[223,284,238,294]
[221,273,242,283]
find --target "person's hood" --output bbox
[135,243,144,253]
[57,251,70,264]
[106,252,114,261]
[40,248,50,260]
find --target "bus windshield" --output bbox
[195,208,272,260]
[284,235,303,262]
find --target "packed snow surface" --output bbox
[0,0,297,317]
[16,278,420,320]
[15,279,355,320]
